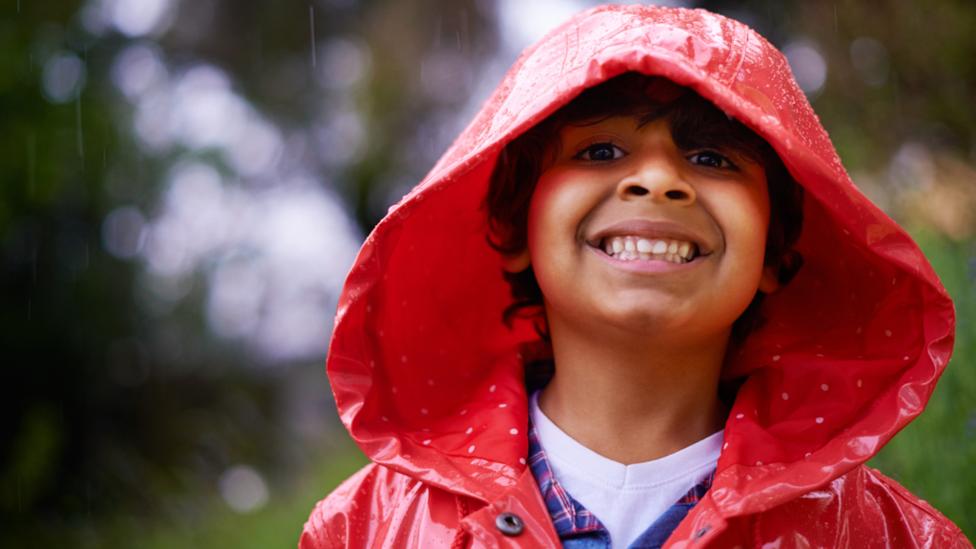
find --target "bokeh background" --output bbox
[2,0,974,546]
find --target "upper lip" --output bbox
[585,219,713,254]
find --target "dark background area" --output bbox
[2,1,973,546]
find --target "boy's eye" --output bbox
[574,142,626,162]
[688,151,737,170]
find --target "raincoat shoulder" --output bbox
[300,463,563,548]
[299,463,461,549]
[706,465,970,548]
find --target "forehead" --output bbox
[554,74,718,125]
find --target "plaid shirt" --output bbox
[527,420,715,549]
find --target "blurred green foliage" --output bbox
[870,232,976,535]
[1,0,491,546]
[12,440,367,549]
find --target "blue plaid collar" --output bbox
[526,415,715,540]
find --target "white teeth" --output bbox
[600,235,697,264]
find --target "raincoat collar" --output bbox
[326,4,955,514]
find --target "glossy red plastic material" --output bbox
[301,5,968,548]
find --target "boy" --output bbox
[302,5,967,548]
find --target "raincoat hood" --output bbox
[326,3,955,521]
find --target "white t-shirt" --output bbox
[530,392,722,549]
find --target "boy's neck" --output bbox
[537,315,729,465]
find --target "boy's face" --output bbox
[505,115,777,343]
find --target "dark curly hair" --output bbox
[482,73,804,386]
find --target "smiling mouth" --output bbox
[594,235,700,264]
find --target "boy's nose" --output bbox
[615,164,696,205]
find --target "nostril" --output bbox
[627,185,649,196]
[665,190,689,200]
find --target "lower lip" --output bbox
[585,244,705,274]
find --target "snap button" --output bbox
[495,512,524,536]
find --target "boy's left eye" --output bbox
[688,151,737,170]
[574,142,626,162]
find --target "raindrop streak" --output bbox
[76,94,85,159]
[27,132,36,196]
[458,9,468,52]
[309,5,316,68]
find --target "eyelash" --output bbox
[687,150,739,171]
[574,141,740,172]
[573,141,626,162]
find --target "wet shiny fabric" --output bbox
[300,4,968,548]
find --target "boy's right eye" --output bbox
[573,142,626,162]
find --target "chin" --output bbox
[601,304,685,335]
[604,302,734,340]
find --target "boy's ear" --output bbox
[758,264,779,294]
[502,248,531,273]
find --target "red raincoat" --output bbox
[301,5,969,548]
